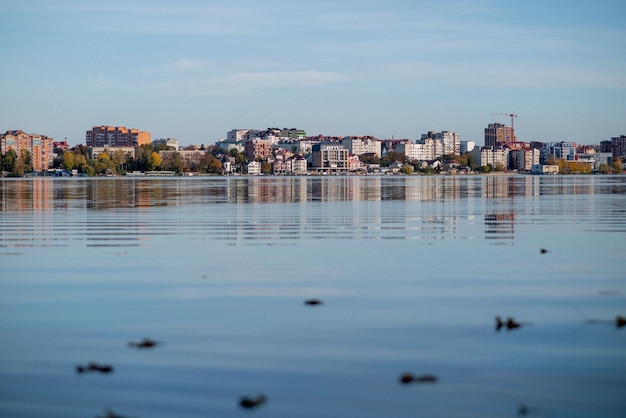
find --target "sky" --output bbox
[1,0,625,147]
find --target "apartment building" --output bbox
[1,130,54,172]
[398,138,444,161]
[610,135,626,159]
[272,156,308,175]
[311,143,349,172]
[511,147,540,171]
[86,126,151,148]
[341,136,382,157]
[484,123,516,148]
[421,131,460,155]
[471,146,510,169]
[540,141,576,164]
[244,138,273,160]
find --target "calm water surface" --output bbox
[1,175,625,418]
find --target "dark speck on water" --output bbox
[399,372,438,385]
[76,362,114,374]
[128,338,162,349]
[95,408,136,418]
[304,298,323,306]
[239,394,267,409]
[495,316,524,331]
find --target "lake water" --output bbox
[1,175,625,418]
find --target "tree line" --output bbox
[1,144,228,176]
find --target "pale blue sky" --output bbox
[1,0,624,146]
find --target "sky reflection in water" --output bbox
[0,175,625,418]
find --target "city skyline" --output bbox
[1,1,624,147]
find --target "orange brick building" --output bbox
[86,126,151,148]
[1,130,54,172]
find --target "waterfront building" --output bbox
[460,141,476,154]
[540,141,577,164]
[86,126,150,148]
[511,147,540,172]
[244,137,273,160]
[247,161,261,175]
[90,146,135,160]
[153,138,179,150]
[484,123,516,148]
[341,136,381,157]
[421,131,460,155]
[471,146,510,169]
[159,149,207,170]
[311,143,349,173]
[1,130,54,172]
[215,137,244,153]
[396,139,443,161]
[610,135,626,159]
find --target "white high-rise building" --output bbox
[421,131,460,155]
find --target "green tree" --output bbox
[261,161,272,174]
[135,144,155,171]
[2,149,17,172]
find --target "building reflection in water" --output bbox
[0,175,616,248]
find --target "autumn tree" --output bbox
[162,151,184,173]
[62,151,75,170]
[148,151,161,171]
[611,157,622,173]
[15,149,33,175]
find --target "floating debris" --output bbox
[239,394,267,409]
[95,408,136,418]
[128,338,162,349]
[517,403,551,416]
[304,299,323,306]
[495,316,525,331]
[398,372,438,385]
[76,362,114,374]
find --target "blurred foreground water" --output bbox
[1,175,625,418]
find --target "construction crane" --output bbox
[492,112,517,131]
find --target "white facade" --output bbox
[341,136,382,157]
[421,131,460,155]
[471,147,510,169]
[515,148,540,171]
[90,146,135,160]
[396,139,443,161]
[460,141,476,154]
[227,129,251,142]
[247,161,261,175]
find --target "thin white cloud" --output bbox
[222,70,347,88]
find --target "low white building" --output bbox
[471,146,510,169]
[89,146,135,160]
[247,161,261,175]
